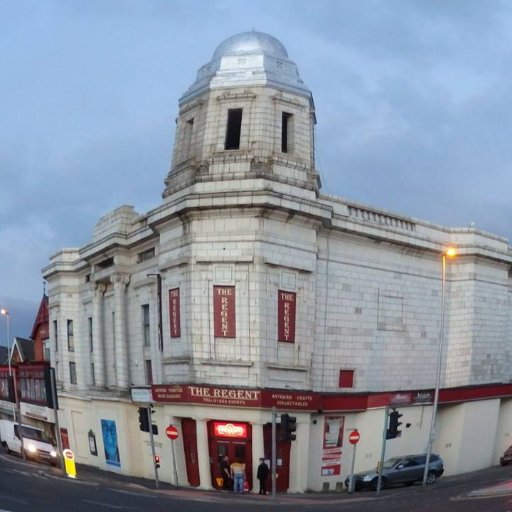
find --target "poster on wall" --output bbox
[169,288,181,338]
[213,286,236,338]
[321,416,344,476]
[101,419,121,467]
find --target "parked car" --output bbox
[0,419,59,465]
[345,454,444,490]
[500,445,512,466]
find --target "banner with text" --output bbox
[169,288,181,338]
[213,286,236,338]
[278,290,296,342]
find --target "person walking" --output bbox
[230,457,246,493]
[257,457,270,495]
[220,455,231,491]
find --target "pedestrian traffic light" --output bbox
[280,413,297,442]
[386,408,403,439]
[138,407,150,432]
[154,455,160,469]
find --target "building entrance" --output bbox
[207,420,252,490]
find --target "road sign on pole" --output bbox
[166,425,179,440]
[348,430,360,445]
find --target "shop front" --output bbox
[208,420,252,490]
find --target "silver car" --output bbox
[345,454,444,490]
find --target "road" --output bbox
[1,452,512,511]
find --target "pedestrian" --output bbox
[230,457,246,493]
[257,457,269,495]
[220,455,231,491]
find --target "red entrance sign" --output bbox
[166,425,179,440]
[348,430,360,445]
[213,422,248,438]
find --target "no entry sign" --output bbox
[166,425,179,440]
[348,430,360,445]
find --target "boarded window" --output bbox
[225,108,243,150]
[281,112,293,153]
[339,369,355,388]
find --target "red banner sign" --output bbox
[151,384,322,410]
[169,288,181,338]
[213,286,236,338]
[278,290,296,342]
[213,422,248,438]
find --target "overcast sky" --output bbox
[1,0,512,339]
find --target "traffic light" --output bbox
[280,413,297,442]
[154,455,160,469]
[386,408,403,439]
[138,407,150,432]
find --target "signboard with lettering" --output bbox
[213,286,236,338]
[278,290,296,342]
[213,422,248,438]
[169,288,181,338]
[152,384,323,410]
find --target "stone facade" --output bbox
[42,31,512,492]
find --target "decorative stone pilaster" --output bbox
[111,273,130,389]
[251,423,265,493]
[92,283,106,387]
[195,419,213,490]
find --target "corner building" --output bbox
[43,32,512,492]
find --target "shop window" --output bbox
[67,320,74,352]
[339,369,355,388]
[281,112,294,153]
[225,108,243,150]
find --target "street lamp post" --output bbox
[0,308,10,375]
[422,247,457,486]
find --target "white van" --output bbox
[0,419,59,465]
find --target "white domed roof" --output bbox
[180,31,311,104]
[212,31,289,61]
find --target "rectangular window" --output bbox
[184,118,194,158]
[53,320,58,353]
[43,339,50,361]
[142,304,150,347]
[339,369,355,388]
[281,112,294,153]
[67,320,74,352]
[91,363,96,387]
[145,359,153,385]
[88,317,93,352]
[225,108,243,150]
[137,247,155,263]
[69,362,77,385]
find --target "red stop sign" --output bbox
[348,430,360,444]
[166,425,179,440]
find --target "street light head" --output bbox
[0,308,8,316]
[445,247,457,258]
